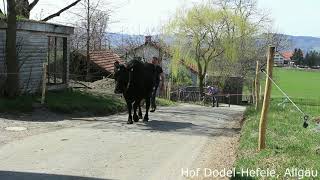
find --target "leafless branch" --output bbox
[41,0,82,21]
[29,0,40,10]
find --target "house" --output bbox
[0,20,74,93]
[274,51,293,66]
[281,51,294,66]
[70,50,124,81]
[125,36,171,77]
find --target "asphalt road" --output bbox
[0,104,245,180]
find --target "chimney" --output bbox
[145,36,152,44]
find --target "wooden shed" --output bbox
[0,20,74,93]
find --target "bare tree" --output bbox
[69,0,111,80]
[71,1,111,51]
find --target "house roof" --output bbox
[180,60,198,73]
[280,51,293,61]
[133,41,163,52]
[88,51,124,72]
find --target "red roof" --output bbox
[89,51,124,72]
[281,51,293,61]
[179,59,198,73]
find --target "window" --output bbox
[47,36,67,85]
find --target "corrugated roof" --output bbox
[89,51,124,72]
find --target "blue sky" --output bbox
[1,0,320,37]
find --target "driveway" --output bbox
[0,104,245,180]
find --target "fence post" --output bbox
[251,79,255,104]
[258,46,275,151]
[41,63,48,105]
[255,60,260,110]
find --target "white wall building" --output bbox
[125,36,171,77]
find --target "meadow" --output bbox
[234,67,320,179]
[271,67,320,99]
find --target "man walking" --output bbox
[206,86,219,107]
[150,57,164,112]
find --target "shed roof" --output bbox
[0,19,74,35]
[88,51,125,72]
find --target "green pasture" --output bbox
[234,68,320,179]
[267,67,320,99]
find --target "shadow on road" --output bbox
[137,120,241,137]
[0,171,114,180]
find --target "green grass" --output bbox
[0,95,34,113]
[235,68,320,179]
[234,101,320,179]
[156,98,177,106]
[0,89,126,115]
[269,68,320,98]
[46,90,126,114]
[0,90,176,114]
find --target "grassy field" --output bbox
[271,68,320,99]
[234,68,320,179]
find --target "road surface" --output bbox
[0,104,245,180]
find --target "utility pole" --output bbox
[258,46,275,151]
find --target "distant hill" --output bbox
[106,33,320,53]
[286,35,320,52]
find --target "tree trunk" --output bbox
[5,0,19,97]
[198,74,205,98]
[86,0,90,81]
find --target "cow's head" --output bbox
[114,61,129,94]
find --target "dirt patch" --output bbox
[69,78,115,93]
[0,110,95,148]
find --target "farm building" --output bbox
[125,36,171,77]
[274,51,294,66]
[0,20,74,93]
[124,35,199,86]
[70,50,124,81]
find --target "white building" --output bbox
[274,51,293,66]
[125,36,171,77]
[274,52,285,66]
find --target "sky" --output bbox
[1,0,320,37]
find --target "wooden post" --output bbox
[258,46,275,151]
[252,79,255,104]
[255,60,260,110]
[41,63,48,105]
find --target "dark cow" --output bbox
[114,59,156,124]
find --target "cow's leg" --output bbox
[133,101,139,122]
[143,96,150,122]
[138,104,143,119]
[126,101,133,124]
